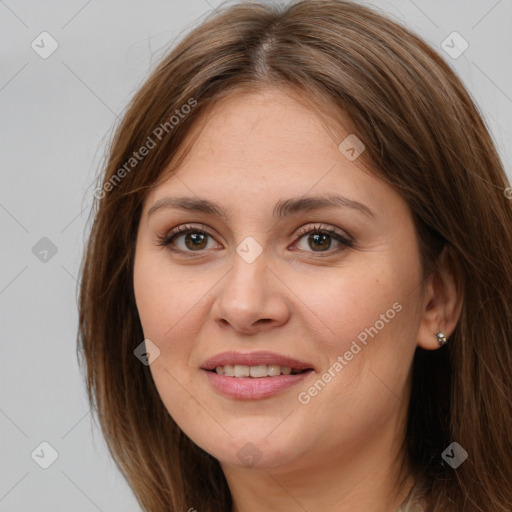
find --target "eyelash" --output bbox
[157,223,354,258]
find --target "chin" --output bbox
[193,431,304,470]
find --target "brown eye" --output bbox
[294,224,353,255]
[158,225,218,253]
[183,232,208,250]
[306,233,332,251]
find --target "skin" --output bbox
[133,86,463,512]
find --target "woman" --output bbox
[78,1,512,510]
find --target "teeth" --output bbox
[267,364,281,376]
[213,364,302,377]
[234,365,250,378]
[249,365,268,378]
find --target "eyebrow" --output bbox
[147,194,375,220]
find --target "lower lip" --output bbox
[203,369,313,399]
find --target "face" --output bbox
[133,87,426,474]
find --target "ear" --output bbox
[417,244,464,350]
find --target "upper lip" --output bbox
[201,351,315,371]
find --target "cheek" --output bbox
[133,250,209,349]
[133,252,208,429]
[289,259,403,353]
[290,256,420,405]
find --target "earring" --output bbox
[436,332,447,346]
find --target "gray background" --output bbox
[1,0,511,510]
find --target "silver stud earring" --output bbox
[436,332,447,346]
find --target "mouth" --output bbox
[200,350,315,374]
[207,364,311,377]
[200,351,315,399]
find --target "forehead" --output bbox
[161,89,357,174]
[143,87,394,219]
[182,87,352,160]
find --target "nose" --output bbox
[211,250,290,336]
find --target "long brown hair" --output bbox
[77,1,512,510]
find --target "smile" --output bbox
[212,364,308,377]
